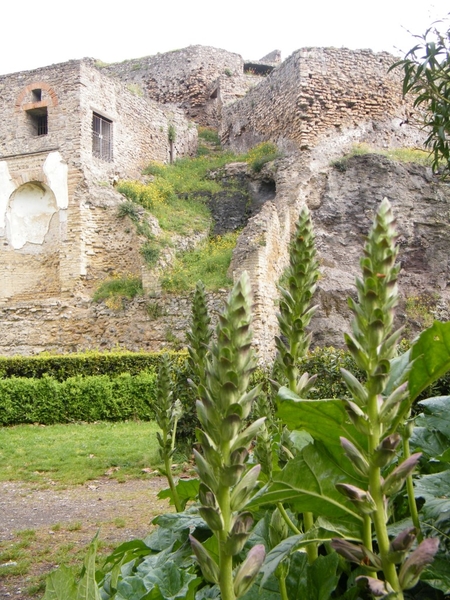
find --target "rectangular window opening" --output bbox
[31,88,42,102]
[92,113,113,161]
[26,107,48,136]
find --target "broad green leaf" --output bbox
[116,576,160,600]
[248,443,364,525]
[276,390,366,456]
[158,479,199,510]
[77,535,102,600]
[421,557,450,594]
[43,565,77,600]
[102,540,152,571]
[195,585,221,600]
[259,519,362,586]
[418,396,450,438]
[142,561,201,600]
[152,509,207,534]
[414,470,450,522]
[409,322,450,400]
[410,426,450,462]
[287,552,340,600]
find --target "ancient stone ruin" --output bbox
[0,45,448,358]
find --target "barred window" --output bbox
[26,107,48,136]
[92,113,113,161]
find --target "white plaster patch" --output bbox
[43,152,69,209]
[0,162,16,230]
[7,183,57,249]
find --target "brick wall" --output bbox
[220,47,409,152]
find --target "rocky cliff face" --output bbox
[229,150,450,360]
[311,154,450,347]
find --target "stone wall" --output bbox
[0,58,197,305]
[220,47,411,153]
[0,291,229,356]
[103,46,244,126]
[79,60,197,181]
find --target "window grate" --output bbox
[92,113,113,161]
[37,114,48,136]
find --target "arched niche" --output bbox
[6,181,58,250]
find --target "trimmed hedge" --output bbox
[0,351,184,381]
[1,347,447,433]
[0,372,157,426]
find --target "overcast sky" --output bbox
[1,1,448,76]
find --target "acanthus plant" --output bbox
[250,198,442,599]
[190,272,266,600]
[43,200,450,600]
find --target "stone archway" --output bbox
[6,181,58,250]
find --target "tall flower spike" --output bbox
[191,273,264,600]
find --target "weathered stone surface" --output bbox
[0,44,448,362]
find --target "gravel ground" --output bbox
[0,476,169,599]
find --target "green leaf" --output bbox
[142,561,201,600]
[420,557,450,594]
[102,539,152,571]
[152,509,207,534]
[409,322,450,401]
[248,443,364,524]
[418,396,450,438]
[286,552,340,600]
[276,390,367,456]
[43,565,78,600]
[76,535,102,600]
[410,426,450,462]
[116,576,160,600]
[414,470,450,523]
[158,479,200,510]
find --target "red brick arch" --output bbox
[15,81,58,111]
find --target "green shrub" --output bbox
[0,372,157,426]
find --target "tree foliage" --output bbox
[392,15,450,178]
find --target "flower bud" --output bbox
[356,575,395,597]
[382,453,422,496]
[221,414,242,442]
[388,527,417,563]
[198,483,217,508]
[398,538,439,590]
[199,506,224,531]
[269,507,289,548]
[372,433,401,468]
[336,483,376,515]
[340,437,369,477]
[331,538,365,563]
[344,400,371,435]
[173,399,183,420]
[224,512,254,555]
[230,464,261,511]
[190,535,220,584]
[233,544,265,598]
[221,464,246,487]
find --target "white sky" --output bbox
[1,1,448,76]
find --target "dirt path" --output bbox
[0,477,169,599]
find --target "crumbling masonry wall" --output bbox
[220,47,409,153]
[0,59,197,305]
[102,45,246,126]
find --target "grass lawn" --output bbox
[0,421,162,487]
